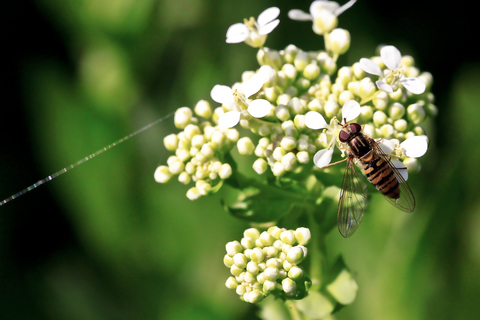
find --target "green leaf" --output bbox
[222,187,296,223]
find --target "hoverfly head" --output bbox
[339,122,362,142]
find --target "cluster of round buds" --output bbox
[224,227,312,303]
[154,101,239,200]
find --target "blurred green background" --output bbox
[2,0,479,319]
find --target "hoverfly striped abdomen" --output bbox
[361,152,400,200]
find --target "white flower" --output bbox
[377,135,429,179]
[211,74,272,128]
[379,136,429,159]
[360,45,426,94]
[226,7,280,48]
[305,100,361,167]
[288,0,357,35]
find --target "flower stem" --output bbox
[285,299,304,320]
[306,206,325,290]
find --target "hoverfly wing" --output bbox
[371,142,416,212]
[337,158,369,238]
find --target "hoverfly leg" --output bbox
[319,157,348,169]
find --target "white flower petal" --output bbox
[313,148,334,168]
[400,136,428,158]
[359,58,382,76]
[305,111,328,130]
[380,45,401,71]
[342,100,361,123]
[400,77,426,94]
[210,85,234,104]
[258,19,280,35]
[218,111,241,128]
[258,7,280,26]
[391,159,409,181]
[376,80,393,93]
[377,139,395,154]
[226,23,249,43]
[248,99,271,118]
[242,74,265,98]
[310,1,339,16]
[288,9,313,21]
[334,0,357,16]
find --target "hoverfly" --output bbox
[324,121,415,238]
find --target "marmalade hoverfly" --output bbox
[324,121,415,238]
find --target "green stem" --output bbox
[285,299,304,320]
[306,207,325,291]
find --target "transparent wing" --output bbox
[371,140,416,212]
[337,157,368,238]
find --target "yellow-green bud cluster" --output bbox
[224,227,311,303]
[155,101,238,200]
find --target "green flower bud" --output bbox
[282,63,297,82]
[235,284,247,296]
[294,51,309,72]
[226,240,243,257]
[296,78,311,91]
[253,158,268,175]
[264,267,280,281]
[297,151,310,164]
[287,246,305,265]
[283,260,293,272]
[218,163,232,179]
[184,124,201,140]
[275,104,291,121]
[294,227,311,245]
[178,172,191,185]
[282,277,297,296]
[303,62,320,80]
[338,90,355,106]
[241,237,256,250]
[388,102,405,120]
[373,91,389,111]
[288,266,304,281]
[326,270,358,305]
[360,106,374,122]
[358,78,376,100]
[272,162,285,176]
[273,146,287,161]
[268,226,283,239]
[174,107,193,129]
[259,231,275,246]
[244,271,256,284]
[313,9,337,34]
[237,137,255,155]
[280,230,296,245]
[352,62,366,79]
[281,137,297,152]
[194,99,212,119]
[394,119,408,132]
[308,98,323,112]
[281,152,297,171]
[324,100,339,118]
[329,28,350,55]
[225,276,238,290]
[154,165,172,183]
[407,103,426,124]
[378,124,394,138]
[211,131,226,149]
[264,247,279,259]
[373,111,388,125]
[250,247,265,264]
[246,261,260,276]
[163,133,178,152]
[263,280,277,292]
[230,264,244,277]
[224,254,234,268]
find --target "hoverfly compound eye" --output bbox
[350,123,361,134]
[339,130,350,142]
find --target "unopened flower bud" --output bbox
[287,246,305,265]
[264,267,279,281]
[373,111,388,125]
[313,9,337,34]
[163,134,178,151]
[237,137,255,155]
[226,240,243,257]
[174,107,193,129]
[250,247,265,264]
[225,276,238,289]
[329,28,350,55]
[253,158,268,174]
[294,227,311,245]
[219,163,232,179]
[154,165,172,183]
[288,266,304,281]
[282,277,297,296]
[407,103,426,124]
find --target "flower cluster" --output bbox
[154,102,238,200]
[224,227,311,303]
[155,2,435,197]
